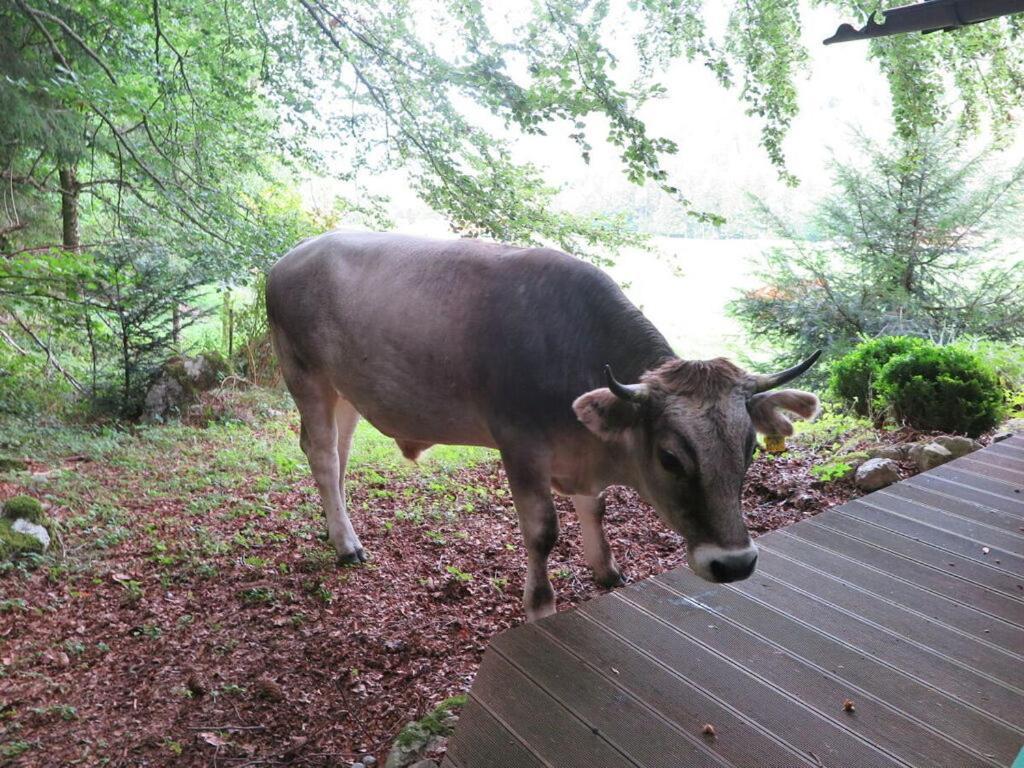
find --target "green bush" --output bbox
[957,338,1024,416]
[875,346,1005,437]
[829,336,930,416]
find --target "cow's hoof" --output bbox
[338,547,368,565]
[596,570,627,589]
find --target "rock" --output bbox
[931,435,980,458]
[855,458,900,491]
[916,442,953,472]
[0,456,27,472]
[867,445,905,461]
[142,352,229,422]
[385,696,464,768]
[11,518,49,551]
[362,757,377,767]
[992,432,1013,443]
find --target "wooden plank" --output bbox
[955,455,1024,484]
[468,651,636,768]
[851,493,1024,556]
[803,513,1024,614]
[880,482,1024,533]
[647,569,1024,765]
[752,544,1024,678]
[838,499,1024,575]
[715,570,1024,728]
[445,697,548,768]
[930,464,1024,500]
[988,440,1024,458]
[538,610,818,768]
[492,624,728,768]
[967,448,1024,474]
[761,529,1024,654]
[579,591,902,768]
[906,472,1024,520]
[621,577,994,768]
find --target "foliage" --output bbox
[956,337,1024,415]
[730,130,1024,367]
[809,460,852,483]
[3,2,1024,416]
[874,344,1005,436]
[2,495,45,525]
[829,336,930,417]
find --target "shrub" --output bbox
[829,336,931,416]
[875,346,1005,437]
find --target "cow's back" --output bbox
[266,231,670,445]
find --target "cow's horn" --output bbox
[752,350,823,393]
[604,365,647,403]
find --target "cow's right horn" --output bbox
[604,365,647,403]
[752,350,823,393]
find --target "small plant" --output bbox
[425,530,447,546]
[119,579,144,604]
[875,345,1005,437]
[0,598,27,613]
[239,586,276,605]
[830,336,930,417]
[445,565,473,582]
[810,461,853,483]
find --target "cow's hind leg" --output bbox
[501,447,559,621]
[573,494,625,588]
[295,383,366,564]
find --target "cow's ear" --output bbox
[573,388,642,441]
[748,389,820,437]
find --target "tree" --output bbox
[729,130,1024,363]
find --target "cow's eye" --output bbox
[658,448,684,474]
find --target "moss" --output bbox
[0,517,44,559]
[393,694,467,750]
[3,495,45,525]
[0,457,28,472]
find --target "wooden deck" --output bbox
[444,436,1024,768]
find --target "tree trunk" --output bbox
[59,167,80,251]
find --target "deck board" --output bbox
[447,439,1024,767]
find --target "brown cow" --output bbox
[266,232,820,620]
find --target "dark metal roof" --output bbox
[445,435,1024,768]
[824,0,1024,44]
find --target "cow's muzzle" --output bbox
[691,542,758,583]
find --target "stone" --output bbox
[854,458,900,491]
[362,757,378,767]
[142,352,229,422]
[916,442,953,472]
[867,445,904,461]
[931,435,980,458]
[11,518,49,550]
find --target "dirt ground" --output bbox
[0,404,919,767]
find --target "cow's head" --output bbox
[572,352,821,584]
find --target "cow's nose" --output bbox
[708,547,758,583]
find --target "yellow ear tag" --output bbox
[764,435,787,454]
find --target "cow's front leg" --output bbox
[573,494,625,588]
[502,449,560,621]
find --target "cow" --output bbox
[266,231,820,620]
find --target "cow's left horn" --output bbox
[752,350,823,393]
[604,365,647,403]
